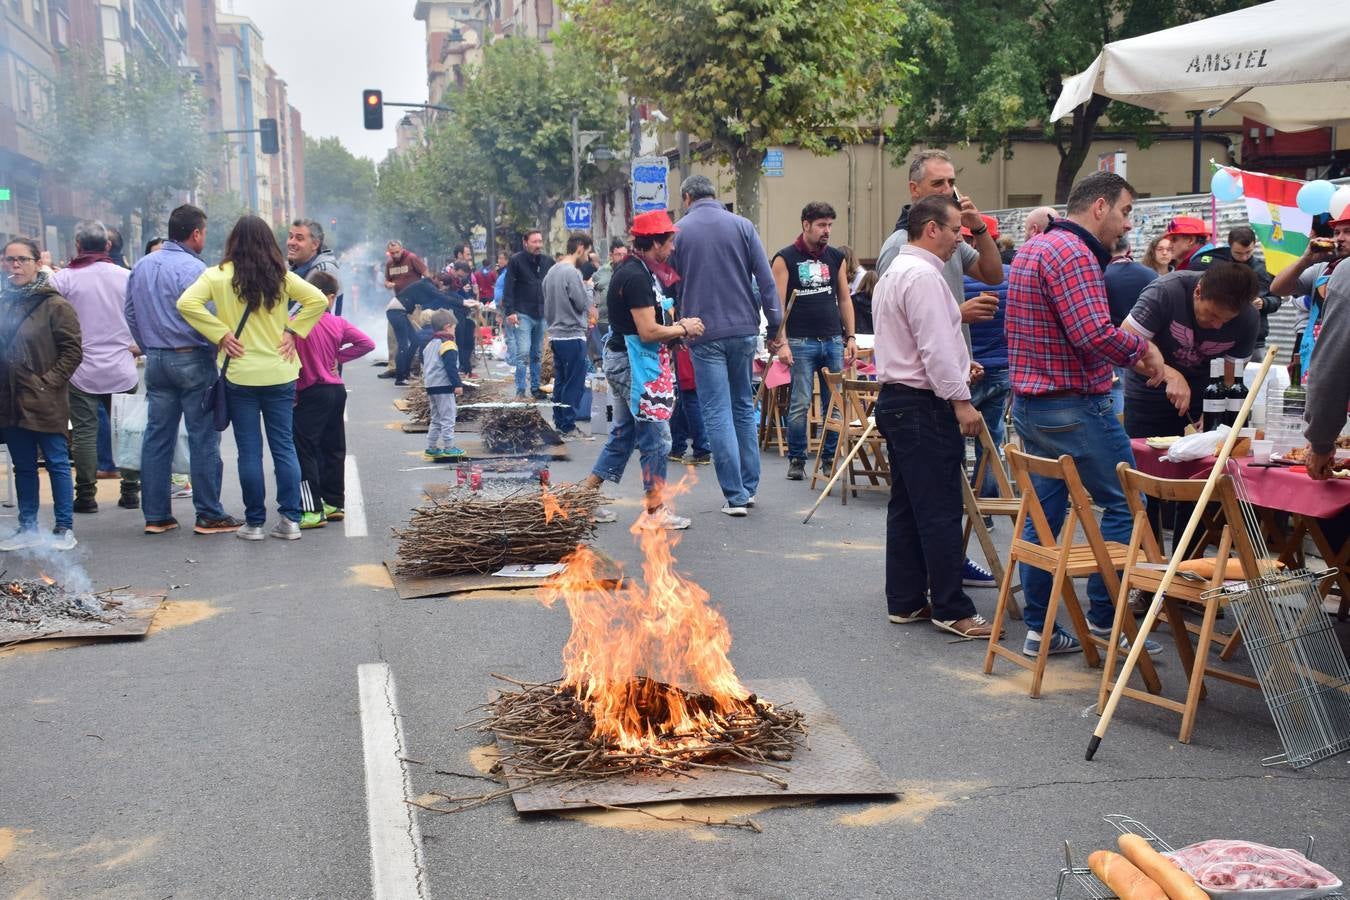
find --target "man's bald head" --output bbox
[1024,206,1057,239]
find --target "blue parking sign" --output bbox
[564,201,592,231]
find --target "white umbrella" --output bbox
[1051,0,1350,131]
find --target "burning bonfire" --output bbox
[445,510,806,811]
[0,573,120,635]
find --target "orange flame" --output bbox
[540,477,752,756]
[540,490,567,525]
[38,572,55,586]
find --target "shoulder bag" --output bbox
[201,304,252,431]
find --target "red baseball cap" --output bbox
[1329,216,1350,229]
[631,210,678,236]
[1164,216,1209,237]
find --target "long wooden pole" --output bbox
[1087,345,1279,760]
[802,417,876,524]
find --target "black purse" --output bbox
[202,305,252,431]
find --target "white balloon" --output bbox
[1330,185,1350,220]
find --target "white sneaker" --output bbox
[720,504,749,517]
[593,507,617,524]
[639,506,691,530]
[270,519,302,541]
[48,528,77,551]
[745,495,757,508]
[171,483,193,499]
[236,524,266,541]
[0,529,44,551]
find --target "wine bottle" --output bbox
[1202,358,1227,431]
[1224,368,1248,427]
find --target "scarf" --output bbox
[793,234,827,261]
[2,270,50,303]
[65,251,114,270]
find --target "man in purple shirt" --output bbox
[124,204,242,535]
[51,220,139,513]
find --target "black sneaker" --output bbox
[73,497,99,514]
[531,389,548,400]
[394,378,409,386]
[144,518,179,534]
[786,458,805,481]
[376,370,398,379]
[194,515,244,535]
[118,492,140,510]
[820,458,835,477]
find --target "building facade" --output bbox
[0,0,57,247]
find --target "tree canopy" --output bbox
[889,0,1265,203]
[40,52,215,238]
[302,135,378,252]
[565,0,907,225]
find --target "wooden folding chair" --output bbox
[1099,466,1265,743]
[822,378,889,504]
[962,420,1023,620]
[756,378,789,455]
[983,447,1162,699]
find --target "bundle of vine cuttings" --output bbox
[402,378,430,425]
[480,406,557,453]
[392,485,601,577]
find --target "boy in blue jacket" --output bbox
[422,310,465,459]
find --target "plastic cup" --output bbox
[1251,439,1273,463]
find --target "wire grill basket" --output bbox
[1204,568,1350,769]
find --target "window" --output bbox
[101,4,121,40]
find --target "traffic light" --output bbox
[363,90,383,130]
[259,117,279,154]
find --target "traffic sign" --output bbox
[564,200,592,231]
[631,155,669,213]
[0,189,9,202]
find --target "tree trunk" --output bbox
[538,198,554,253]
[732,147,766,231]
[1053,95,1112,204]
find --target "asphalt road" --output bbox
[2,357,1348,900]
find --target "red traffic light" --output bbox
[363,89,383,130]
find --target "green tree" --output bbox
[452,35,625,244]
[40,52,215,238]
[374,153,451,260]
[198,191,251,263]
[302,135,378,251]
[566,0,907,226]
[889,0,1264,203]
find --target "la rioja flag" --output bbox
[1239,171,1311,275]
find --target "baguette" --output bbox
[1118,834,1207,900]
[1089,850,1169,900]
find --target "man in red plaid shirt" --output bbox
[1005,172,1166,662]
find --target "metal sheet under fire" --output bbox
[499,678,895,813]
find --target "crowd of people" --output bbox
[0,206,373,549]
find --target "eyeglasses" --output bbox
[3,256,36,264]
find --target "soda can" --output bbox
[539,467,550,487]
[470,466,483,491]
[456,466,467,486]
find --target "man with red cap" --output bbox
[1269,212,1350,370]
[580,210,705,530]
[1162,216,1212,270]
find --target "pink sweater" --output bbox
[295,311,375,392]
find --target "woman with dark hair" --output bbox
[177,216,327,541]
[1142,235,1174,276]
[0,237,83,551]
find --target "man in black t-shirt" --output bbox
[1120,262,1260,440]
[770,201,857,481]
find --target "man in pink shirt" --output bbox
[293,271,375,528]
[871,195,994,640]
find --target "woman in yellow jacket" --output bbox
[178,216,327,541]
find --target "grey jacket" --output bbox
[672,198,781,343]
[542,261,592,340]
[1304,261,1350,454]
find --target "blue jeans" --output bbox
[669,386,710,457]
[143,348,227,523]
[786,336,843,462]
[226,380,302,526]
[509,313,544,394]
[550,338,588,433]
[1011,394,1136,634]
[691,335,759,507]
[96,404,115,471]
[1110,366,1127,416]
[968,366,1010,496]
[591,348,671,496]
[386,309,415,380]
[4,426,73,532]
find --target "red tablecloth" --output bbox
[1130,440,1350,520]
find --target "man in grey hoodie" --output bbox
[672,175,784,516]
[1304,259,1350,481]
[543,231,595,437]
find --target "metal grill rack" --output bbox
[1205,568,1350,769]
[1056,815,1346,900]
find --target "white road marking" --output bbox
[358,663,428,900]
[344,455,368,537]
